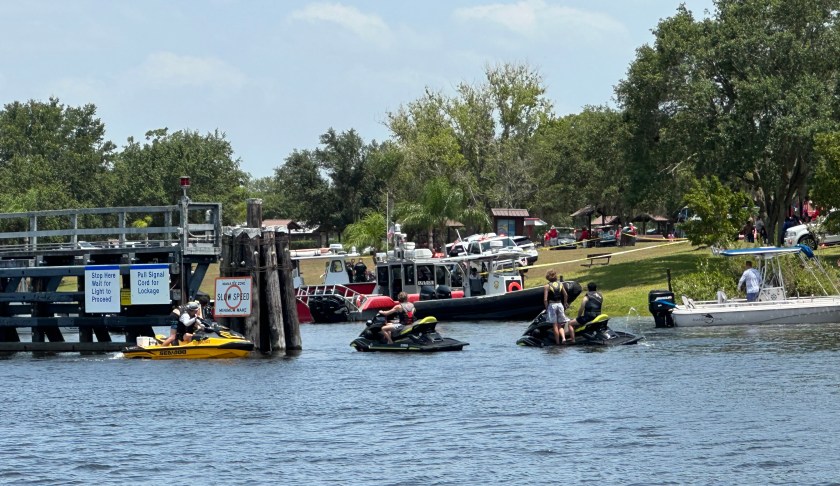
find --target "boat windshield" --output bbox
[478,237,517,253]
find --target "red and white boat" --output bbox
[291,245,375,323]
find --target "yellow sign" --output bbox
[120,288,131,306]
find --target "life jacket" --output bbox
[547,281,564,303]
[583,291,603,318]
[399,302,415,325]
[178,305,201,332]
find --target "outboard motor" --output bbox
[648,289,675,328]
[435,285,452,299]
[419,285,437,301]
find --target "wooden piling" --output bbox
[261,230,286,352]
[276,231,301,350]
[0,277,19,344]
[31,277,64,344]
[216,198,302,355]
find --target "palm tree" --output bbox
[397,177,488,249]
[342,212,386,254]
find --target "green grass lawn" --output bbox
[521,241,700,316]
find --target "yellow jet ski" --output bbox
[123,322,254,359]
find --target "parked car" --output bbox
[446,234,533,266]
[594,226,618,247]
[512,236,539,265]
[784,211,840,249]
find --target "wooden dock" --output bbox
[0,197,301,355]
[0,196,223,353]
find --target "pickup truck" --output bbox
[783,212,840,249]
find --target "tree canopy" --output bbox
[617,0,840,242]
[6,1,840,249]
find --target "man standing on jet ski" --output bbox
[567,282,603,329]
[378,292,415,344]
[544,270,573,344]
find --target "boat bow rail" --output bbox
[296,284,366,312]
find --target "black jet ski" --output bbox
[350,315,468,352]
[516,312,642,347]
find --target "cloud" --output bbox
[289,3,391,46]
[134,52,246,91]
[453,0,625,40]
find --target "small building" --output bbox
[491,208,529,237]
[591,215,621,227]
[523,217,548,241]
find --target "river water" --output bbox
[3,317,840,485]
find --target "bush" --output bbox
[672,255,740,300]
[673,252,840,300]
[779,254,840,297]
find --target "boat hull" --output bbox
[123,328,254,359]
[672,297,840,327]
[350,337,467,352]
[412,287,545,322]
[123,341,254,359]
[350,316,468,352]
[516,312,642,347]
[516,330,641,347]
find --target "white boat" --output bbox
[671,246,840,327]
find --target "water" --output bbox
[3,318,840,485]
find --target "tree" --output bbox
[529,107,630,224]
[314,129,388,231]
[111,128,248,225]
[342,211,387,253]
[0,98,116,211]
[261,149,331,225]
[812,131,840,232]
[396,177,489,249]
[616,1,840,243]
[681,176,752,247]
[386,62,553,217]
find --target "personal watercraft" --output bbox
[350,315,468,352]
[123,322,255,359]
[516,312,642,347]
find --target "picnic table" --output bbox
[582,252,611,267]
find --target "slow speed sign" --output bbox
[214,277,252,317]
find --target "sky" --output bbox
[0,0,715,179]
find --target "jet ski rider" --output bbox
[378,292,415,344]
[567,282,603,329]
[160,301,206,346]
